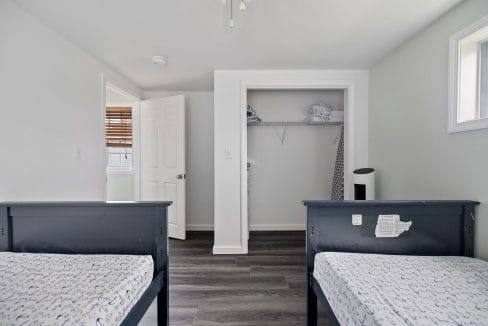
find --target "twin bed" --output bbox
[305,200,487,326]
[0,202,170,326]
[1,200,486,326]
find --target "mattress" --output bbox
[313,252,488,326]
[0,252,154,325]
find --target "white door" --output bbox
[140,95,186,240]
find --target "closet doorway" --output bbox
[246,89,344,231]
[240,82,353,241]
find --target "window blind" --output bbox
[105,107,132,148]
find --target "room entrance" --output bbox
[102,83,187,240]
[104,84,140,201]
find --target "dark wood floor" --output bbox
[168,231,328,326]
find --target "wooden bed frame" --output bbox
[304,200,479,326]
[0,201,171,326]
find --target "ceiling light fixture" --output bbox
[229,0,234,29]
[152,55,167,65]
[219,0,252,30]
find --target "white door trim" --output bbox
[213,70,369,255]
[239,80,355,254]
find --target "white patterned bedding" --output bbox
[0,252,154,325]
[313,252,488,326]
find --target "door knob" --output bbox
[176,174,185,179]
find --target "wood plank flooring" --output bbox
[168,231,329,326]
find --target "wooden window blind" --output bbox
[105,107,132,148]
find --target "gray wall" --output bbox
[144,91,214,230]
[247,89,342,230]
[0,0,141,202]
[369,0,488,259]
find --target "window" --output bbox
[106,106,133,171]
[449,16,488,132]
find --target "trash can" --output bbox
[353,168,375,200]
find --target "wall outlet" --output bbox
[352,214,362,226]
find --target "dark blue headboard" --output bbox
[304,200,479,274]
[0,202,170,274]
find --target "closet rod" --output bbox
[247,121,341,126]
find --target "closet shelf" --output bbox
[247,121,342,126]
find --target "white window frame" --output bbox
[105,102,135,173]
[448,14,488,133]
[106,146,133,173]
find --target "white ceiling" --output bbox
[16,0,462,90]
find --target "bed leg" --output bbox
[157,283,168,326]
[307,278,318,326]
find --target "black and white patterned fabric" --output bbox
[0,252,153,325]
[314,252,488,326]
[331,123,344,200]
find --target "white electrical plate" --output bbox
[352,214,362,226]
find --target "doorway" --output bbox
[213,70,368,255]
[240,82,355,253]
[104,84,141,201]
[246,89,344,231]
[102,84,187,239]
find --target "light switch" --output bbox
[224,148,232,160]
[73,146,81,160]
[352,214,362,226]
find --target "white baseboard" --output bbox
[212,245,245,254]
[187,224,214,231]
[187,224,305,231]
[249,224,306,231]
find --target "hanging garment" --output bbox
[331,124,344,200]
[247,105,261,123]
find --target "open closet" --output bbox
[246,89,344,230]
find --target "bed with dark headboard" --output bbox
[0,201,170,326]
[304,200,481,326]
